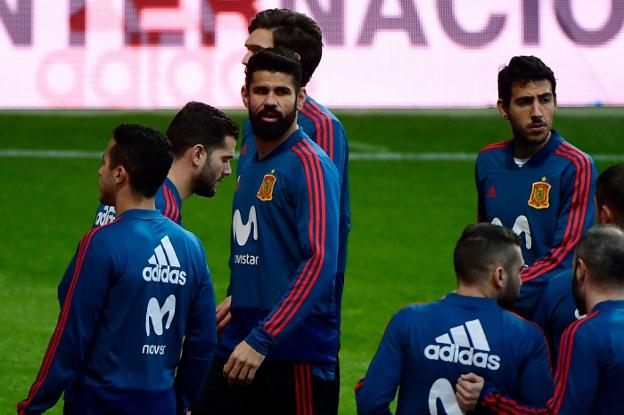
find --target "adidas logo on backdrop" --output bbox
[424,319,501,371]
[142,236,186,285]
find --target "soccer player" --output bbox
[355,223,553,415]
[193,48,340,414]
[457,225,624,415]
[216,8,351,345]
[534,163,624,368]
[93,102,238,227]
[475,55,597,319]
[17,125,217,415]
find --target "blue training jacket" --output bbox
[479,300,624,414]
[533,270,585,370]
[475,130,596,318]
[18,209,216,415]
[240,96,351,325]
[93,177,183,226]
[355,293,553,415]
[219,128,340,372]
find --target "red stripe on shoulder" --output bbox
[164,185,181,223]
[162,185,172,219]
[301,102,333,159]
[522,144,591,282]
[306,100,335,160]
[169,189,180,223]
[479,139,512,153]
[18,226,104,414]
[299,105,323,149]
[558,142,590,160]
[551,310,598,413]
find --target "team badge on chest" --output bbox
[257,170,277,201]
[528,177,551,209]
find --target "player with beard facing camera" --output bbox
[193,48,341,414]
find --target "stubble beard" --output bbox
[193,167,218,198]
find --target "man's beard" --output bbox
[194,181,216,198]
[250,105,297,142]
[99,182,115,206]
[193,169,218,198]
[496,279,519,311]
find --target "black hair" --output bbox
[110,124,172,197]
[597,163,624,227]
[245,47,302,91]
[249,9,322,87]
[498,56,556,107]
[454,223,521,284]
[166,102,239,157]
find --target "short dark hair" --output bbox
[498,56,556,107]
[166,102,239,157]
[245,47,302,91]
[110,124,172,198]
[454,223,521,284]
[597,163,624,226]
[249,9,322,87]
[576,225,624,288]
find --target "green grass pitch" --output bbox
[0,108,622,414]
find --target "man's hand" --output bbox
[456,372,485,412]
[223,341,266,386]
[216,296,232,333]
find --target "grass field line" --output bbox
[349,140,389,152]
[2,148,624,162]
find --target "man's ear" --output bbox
[575,258,588,283]
[497,99,509,120]
[113,164,127,186]
[296,87,307,110]
[491,265,505,289]
[598,203,613,225]
[241,85,250,109]
[190,144,206,167]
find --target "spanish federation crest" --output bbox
[528,177,551,209]
[257,170,277,201]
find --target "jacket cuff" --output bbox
[245,326,274,356]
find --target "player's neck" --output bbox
[167,161,191,201]
[586,290,624,312]
[114,187,156,216]
[256,123,299,160]
[513,131,551,159]
[455,283,490,299]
